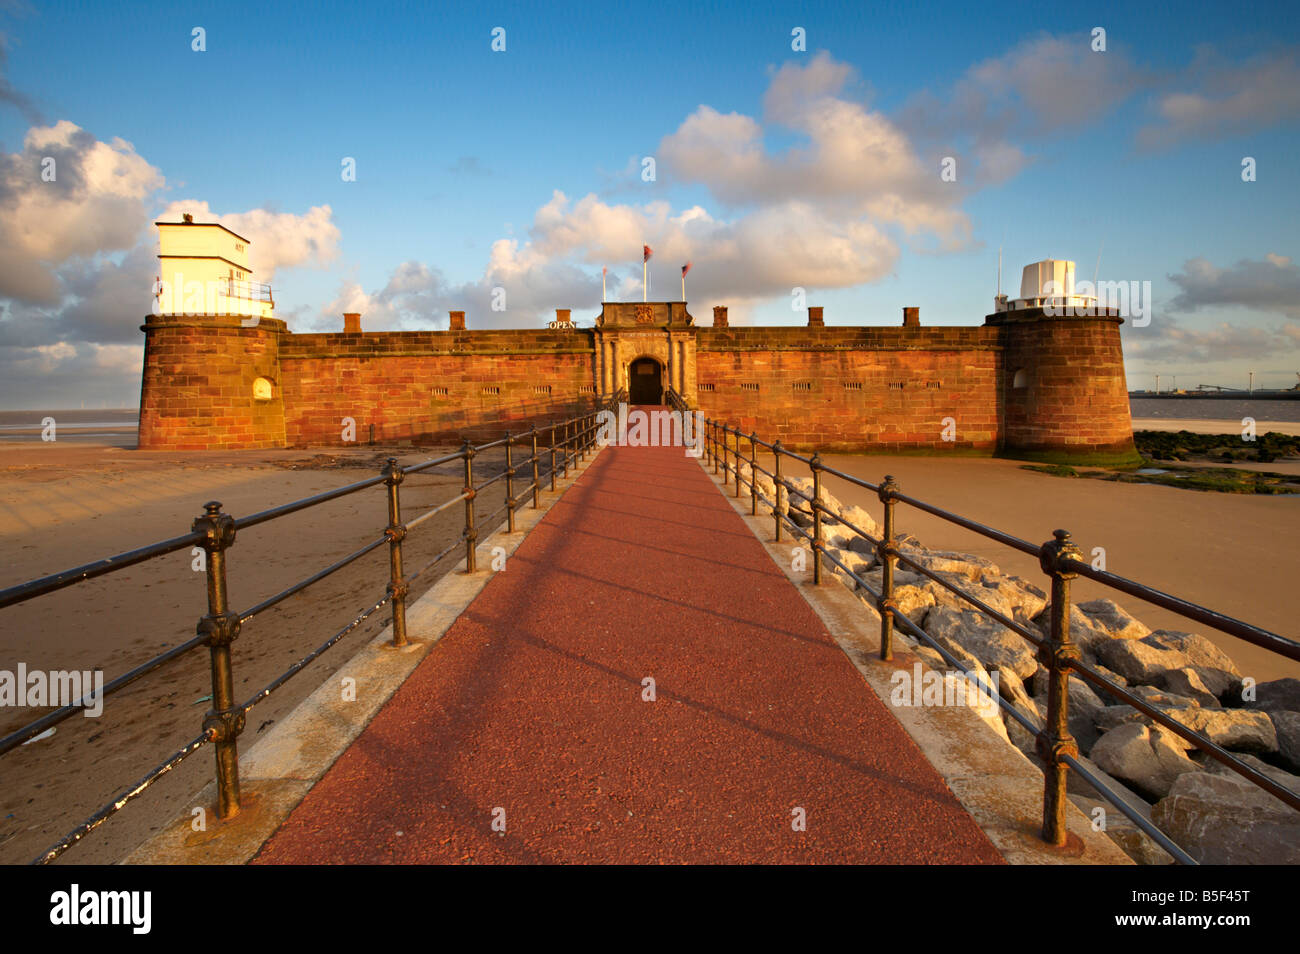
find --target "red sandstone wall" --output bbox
[995,313,1136,461]
[278,330,598,446]
[694,327,1001,452]
[138,316,288,451]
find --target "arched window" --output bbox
[1012,368,1029,390]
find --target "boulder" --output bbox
[1269,710,1300,773]
[1162,707,1277,754]
[898,548,1000,582]
[1089,722,1201,801]
[892,584,936,624]
[1152,771,1300,864]
[1068,795,1174,865]
[1077,598,1152,641]
[1202,750,1300,790]
[1142,630,1241,677]
[1244,677,1300,713]
[996,665,1044,758]
[1033,603,1111,657]
[1157,668,1221,707]
[912,645,947,672]
[924,605,1038,680]
[835,504,879,541]
[1096,638,1192,686]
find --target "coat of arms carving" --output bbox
[634,305,655,325]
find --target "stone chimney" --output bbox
[449,310,466,331]
[713,305,729,328]
[343,312,361,334]
[903,306,920,327]
[808,306,824,327]
[555,308,572,326]
[182,212,193,223]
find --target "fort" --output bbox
[137,218,1138,463]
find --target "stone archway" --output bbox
[628,357,664,405]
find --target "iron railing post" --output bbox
[810,453,823,585]
[383,458,409,648]
[773,440,784,542]
[1039,528,1083,846]
[505,432,517,533]
[193,501,243,819]
[462,441,477,573]
[734,427,742,497]
[749,432,758,515]
[878,475,899,661]
[550,425,558,491]
[531,429,540,508]
[711,421,719,474]
[562,420,570,478]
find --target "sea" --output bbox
[0,409,140,446]
[1129,398,1300,424]
[0,400,1297,448]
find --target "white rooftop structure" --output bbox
[995,258,1097,313]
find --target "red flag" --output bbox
[643,244,653,262]
[681,262,692,277]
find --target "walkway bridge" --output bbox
[2,396,1297,865]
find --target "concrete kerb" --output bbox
[698,458,1132,865]
[123,445,606,864]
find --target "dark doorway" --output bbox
[629,358,663,405]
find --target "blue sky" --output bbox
[1,0,1299,407]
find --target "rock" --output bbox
[925,606,1038,680]
[912,646,946,672]
[1077,598,1152,641]
[1157,668,1221,708]
[1096,638,1192,686]
[1244,677,1300,713]
[1033,603,1111,657]
[1269,710,1300,773]
[892,584,935,624]
[1132,685,1205,709]
[986,575,1048,620]
[1065,677,1106,755]
[1202,750,1300,791]
[846,535,878,558]
[1142,630,1241,677]
[835,504,879,541]
[996,665,1043,758]
[1090,722,1201,801]
[898,548,1000,582]
[1152,771,1300,864]
[1068,795,1174,865]
[1162,707,1277,754]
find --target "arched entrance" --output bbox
[628,357,664,405]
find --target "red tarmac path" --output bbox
[254,441,1004,864]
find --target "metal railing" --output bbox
[690,395,1300,865]
[223,279,273,303]
[0,399,616,864]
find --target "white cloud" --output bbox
[156,200,340,281]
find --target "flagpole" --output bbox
[643,259,647,302]
[681,274,685,301]
[602,267,607,302]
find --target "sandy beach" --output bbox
[0,440,517,865]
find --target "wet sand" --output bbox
[0,440,517,865]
